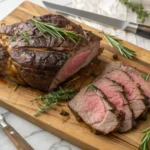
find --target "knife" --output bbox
[43,1,150,39]
[0,114,34,150]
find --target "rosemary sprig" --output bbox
[14,84,20,92]
[30,18,84,43]
[20,32,31,43]
[142,73,150,81]
[103,32,136,59]
[10,35,16,42]
[34,87,76,116]
[139,127,150,150]
[120,0,149,23]
[85,84,98,93]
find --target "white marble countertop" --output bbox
[0,0,150,150]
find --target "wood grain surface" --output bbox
[3,125,34,150]
[0,1,150,150]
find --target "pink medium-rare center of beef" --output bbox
[94,78,124,109]
[121,66,150,98]
[82,92,106,123]
[104,70,143,101]
[56,50,91,80]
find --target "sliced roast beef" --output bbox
[93,77,133,132]
[0,14,102,91]
[103,69,146,119]
[103,61,150,106]
[68,85,122,134]
[120,65,150,106]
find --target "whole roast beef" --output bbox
[68,85,123,134]
[0,14,102,92]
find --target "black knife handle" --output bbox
[136,24,150,39]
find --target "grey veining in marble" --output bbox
[0,111,80,150]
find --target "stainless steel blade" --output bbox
[0,114,7,128]
[43,1,130,30]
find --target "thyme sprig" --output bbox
[142,73,150,81]
[20,32,31,43]
[120,0,149,23]
[139,127,150,150]
[103,32,136,59]
[30,18,84,43]
[34,88,76,116]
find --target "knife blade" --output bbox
[43,1,150,39]
[0,114,34,150]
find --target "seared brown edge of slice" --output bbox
[93,77,134,132]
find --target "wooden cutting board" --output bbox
[1,1,150,150]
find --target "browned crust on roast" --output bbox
[0,14,102,91]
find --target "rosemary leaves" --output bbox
[34,88,76,116]
[10,35,16,42]
[85,84,98,93]
[20,32,31,43]
[141,73,150,81]
[10,32,30,43]
[139,127,150,150]
[103,32,136,59]
[120,0,149,23]
[30,18,84,43]
[14,84,20,92]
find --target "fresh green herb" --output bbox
[139,127,150,150]
[10,35,16,42]
[14,84,20,92]
[142,73,150,81]
[30,18,84,43]
[120,0,149,23]
[103,32,136,59]
[34,87,76,116]
[20,32,31,43]
[85,84,98,93]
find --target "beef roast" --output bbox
[103,66,146,119]
[68,85,122,134]
[93,77,133,132]
[0,14,102,91]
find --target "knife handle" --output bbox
[136,24,150,39]
[3,125,34,150]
